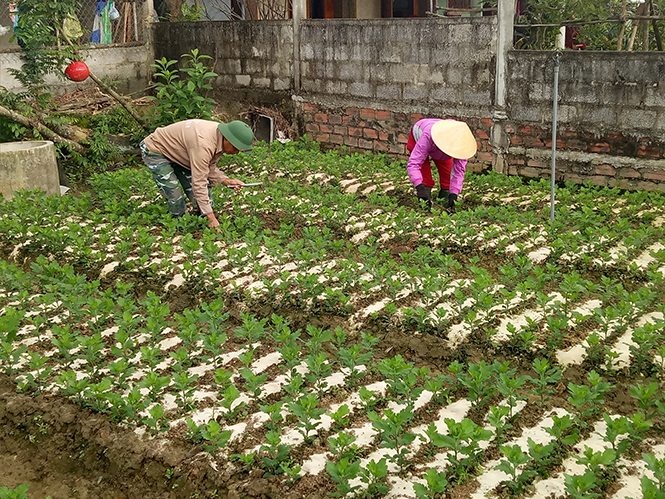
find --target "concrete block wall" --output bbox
[300,18,496,117]
[503,51,665,191]
[153,21,294,100]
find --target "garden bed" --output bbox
[1,139,664,498]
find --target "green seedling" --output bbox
[564,470,600,499]
[497,371,528,418]
[142,404,169,435]
[201,330,227,369]
[107,358,135,390]
[240,367,268,403]
[82,377,113,412]
[219,384,246,423]
[329,432,358,460]
[305,324,332,355]
[636,475,665,499]
[172,371,199,410]
[200,419,232,455]
[230,452,256,470]
[19,351,53,392]
[327,404,351,429]
[78,332,105,376]
[359,385,379,412]
[495,444,534,495]
[527,437,554,477]
[424,418,492,478]
[413,468,448,499]
[529,358,562,407]
[368,406,416,471]
[423,372,452,404]
[507,322,537,354]
[51,324,80,367]
[260,430,291,477]
[575,446,616,476]
[326,457,361,498]
[0,483,29,499]
[360,458,389,497]
[213,368,233,392]
[628,412,653,443]
[304,352,333,390]
[185,417,204,444]
[458,360,496,409]
[338,343,371,384]
[378,355,424,401]
[544,414,579,447]
[487,405,512,443]
[600,413,631,457]
[259,401,284,431]
[630,381,660,421]
[234,313,267,347]
[54,370,89,402]
[629,322,664,375]
[289,393,325,443]
[644,453,665,491]
[169,346,190,372]
[139,345,163,373]
[138,371,171,400]
[567,370,612,423]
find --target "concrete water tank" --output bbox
[0,141,60,200]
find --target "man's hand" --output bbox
[222,178,244,191]
[206,212,221,231]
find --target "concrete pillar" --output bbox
[491,0,514,174]
[556,26,566,49]
[292,0,306,93]
[0,141,60,200]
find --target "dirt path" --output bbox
[0,378,225,499]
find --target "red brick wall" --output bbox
[503,123,665,192]
[300,102,665,192]
[301,102,493,172]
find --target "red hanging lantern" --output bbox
[64,61,90,82]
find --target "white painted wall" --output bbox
[356,0,382,18]
[0,44,152,95]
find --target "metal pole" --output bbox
[550,51,561,222]
[292,0,306,93]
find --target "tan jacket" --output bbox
[143,119,229,215]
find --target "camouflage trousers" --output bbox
[140,140,212,217]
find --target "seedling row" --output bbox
[1,140,665,498]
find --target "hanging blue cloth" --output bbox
[91,1,107,43]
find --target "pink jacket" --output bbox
[407,118,468,195]
[143,120,229,215]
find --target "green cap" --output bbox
[218,120,254,152]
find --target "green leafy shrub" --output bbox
[148,49,217,130]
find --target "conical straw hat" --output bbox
[430,120,478,159]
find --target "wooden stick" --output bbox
[617,0,627,50]
[132,2,138,42]
[650,0,663,51]
[628,20,639,51]
[0,104,85,152]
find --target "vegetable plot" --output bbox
[1,139,665,499]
